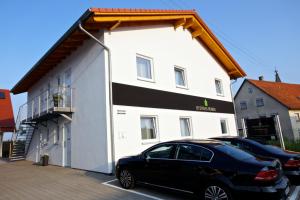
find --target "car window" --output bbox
[237,141,252,152]
[215,144,254,161]
[145,144,175,159]
[177,144,213,161]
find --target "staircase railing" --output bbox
[15,86,74,126]
[11,86,74,159]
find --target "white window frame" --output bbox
[136,54,155,83]
[179,117,193,138]
[220,118,229,134]
[215,78,224,96]
[140,115,159,144]
[174,66,188,89]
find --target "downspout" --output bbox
[78,23,115,173]
[230,79,239,136]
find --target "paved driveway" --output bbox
[0,159,7,165]
[0,161,152,200]
[0,161,299,200]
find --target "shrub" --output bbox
[267,138,300,152]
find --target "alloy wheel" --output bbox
[204,185,229,200]
[119,169,133,189]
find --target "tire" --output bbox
[118,169,135,189]
[203,183,233,200]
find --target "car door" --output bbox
[173,144,214,191]
[140,143,177,185]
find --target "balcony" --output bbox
[16,86,74,128]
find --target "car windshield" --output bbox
[215,144,254,161]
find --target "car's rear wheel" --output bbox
[119,169,135,189]
[204,184,232,200]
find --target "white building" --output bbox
[11,8,246,173]
[235,77,300,141]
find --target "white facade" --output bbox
[25,24,238,173]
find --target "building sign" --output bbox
[196,99,217,112]
[112,83,235,114]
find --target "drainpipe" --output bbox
[78,23,115,174]
[230,79,239,136]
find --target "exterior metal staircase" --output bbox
[10,86,74,162]
[10,121,36,161]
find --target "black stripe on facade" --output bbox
[112,83,235,114]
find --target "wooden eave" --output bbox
[12,8,246,94]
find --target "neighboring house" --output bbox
[0,89,15,158]
[11,8,246,173]
[235,76,300,141]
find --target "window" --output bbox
[256,98,264,107]
[295,113,300,122]
[177,145,213,161]
[220,119,228,134]
[180,117,191,137]
[248,87,253,94]
[240,101,247,110]
[136,55,154,81]
[0,92,5,99]
[54,125,59,144]
[174,67,187,88]
[215,144,254,161]
[145,144,175,159]
[215,79,224,96]
[45,128,50,145]
[140,116,157,140]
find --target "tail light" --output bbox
[255,167,278,181]
[284,158,300,168]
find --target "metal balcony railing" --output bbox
[15,86,74,130]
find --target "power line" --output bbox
[169,0,275,70]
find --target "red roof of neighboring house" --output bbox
[11,8,246,94]
[0,89,15,132]
[248,79,300,110]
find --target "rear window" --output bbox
[264,145,287,154]
[246,139,285,154]
[0,92,5,99]
[215,144,254,160]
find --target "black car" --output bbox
[212,136,300,183]
[116,140,290,200]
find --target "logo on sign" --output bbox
[196,99,217,112]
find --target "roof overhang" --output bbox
[12,8,246,94]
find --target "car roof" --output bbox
[164,139,224,147]
[211,136,243,140]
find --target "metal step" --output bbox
[10,157,25,162]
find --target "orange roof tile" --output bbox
[0,89,15,132]
[248,79,300,110]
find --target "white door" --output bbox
[64,122,71,167]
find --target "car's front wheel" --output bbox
[204,184,232,200]
[118,169,135,189]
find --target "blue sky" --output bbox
[1,0,299,138]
